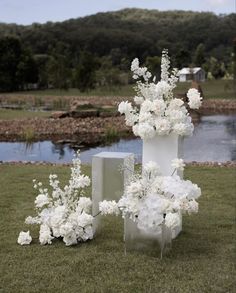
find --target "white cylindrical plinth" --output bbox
[142,133,183,176]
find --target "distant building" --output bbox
[178,67,205,82]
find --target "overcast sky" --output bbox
[0,0,235,25]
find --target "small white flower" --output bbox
[165,213,181,229]
[17,231,32,245]
[118,101,133,115]
[99,200,120,216]
[39,224,54,245]
[187,88,202,109]
[35,194,49,208]
[171,158,185,171]
[134,96,144,105]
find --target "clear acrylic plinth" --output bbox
[124,218,172,258]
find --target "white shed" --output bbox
[178,67,205,82]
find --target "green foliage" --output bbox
[0,164,235,292]
[0,10,235,92]
[74,52,100,92]
[0,36,38,91]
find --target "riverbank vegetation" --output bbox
[0,164,235,292]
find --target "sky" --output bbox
[0,0,235,25]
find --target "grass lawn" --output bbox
[3,79,235,99]
[0,109,51,120]
[0,164,235,292]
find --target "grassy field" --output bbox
[2,79,235,99]
[0,164,235,293]
[0,109,51,120]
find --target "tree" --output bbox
[145,56,161,79]
[0,36,22,91]
[47,54,71,90]
[193,43,206,66]
[74,52,100,92]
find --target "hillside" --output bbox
[0,9,235,91]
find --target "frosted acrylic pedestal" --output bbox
[143,133,183,238]
[92,152,134,234]
[124,218,172,258]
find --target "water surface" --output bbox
[0,115,235,163]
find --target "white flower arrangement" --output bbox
[18,151,94,246]
[118,49,203,140]
[99,159,201,233]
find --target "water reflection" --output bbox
[0,115,235,163]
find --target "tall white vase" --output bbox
[143,132,184,238]
[142,133,183,177]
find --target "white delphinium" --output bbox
[99,200,120,216]
[17,231,32,245]
[19,151,95,247]
[187,88,202,109]
[131,58,152,81]
[39,224,54,245]
[171,158,185,171]
[118,49,202,140]
[34,193,50,209]
[161,49,170,82]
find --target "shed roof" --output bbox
[178,67,203,75]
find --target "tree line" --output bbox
[0,8,235,92]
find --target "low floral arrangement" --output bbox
[98,159,201,233]
[118,49,203,140]
[18,151,94,246]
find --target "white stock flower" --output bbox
[134,96,144,105]
[138,122,156,139]
[77,212,93,228]
[187,200,199,214]
[17,231,32,245]
[187,88,202,109]
[153,99,166,115]
[77,197,92,213]
[143,161,161,177]
[35,194,50,209]
[171,158,185,171]
[155,118,171,135]
[168,98,184,109]
[140,100,154,113]
[25,216,41,225]
[39,224,54,245]
[99,200,119,216]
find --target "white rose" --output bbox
[17,231,32,245]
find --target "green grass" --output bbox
[0,109,51,120]
[3,85,134,97]
[2,80,235,99]
[174,79,235,99]
[0,164,235,292]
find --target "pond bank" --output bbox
[1,161,236,167]
[0,99,235,144]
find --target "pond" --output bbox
[0,115,236,164]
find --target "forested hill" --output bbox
[0,9,235,63]
[0,9,235,91]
